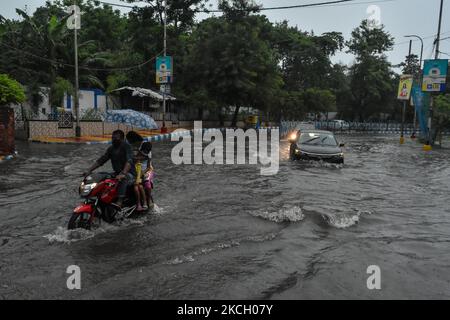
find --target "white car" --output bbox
[331,120,349,130]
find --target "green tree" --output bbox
[399,53,421,76]
[347,20,394,58]
[272,22,344,92]
[127,0,209,31]
[0,74,26,106]
[186,1,282,125]
[433,94,450,144]
[50,76,74,108]
[0,1,130,93]
[328,63,351,119]
[346,20,395,121]
[303,88,336,119]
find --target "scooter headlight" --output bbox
[79,182,97,197]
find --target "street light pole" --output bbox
[161,0,167,133]
[74,6,80,138]
[404,35,424,139]
[400,40,412,144]
[404,35,424,69]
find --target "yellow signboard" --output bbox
[397,75,413,101]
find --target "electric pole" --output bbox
[435,0,444,60]
[74,3,80,138]
[427,0,445,149]
[161,0,167,133]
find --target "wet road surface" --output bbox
[1,135,450,299]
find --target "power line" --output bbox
[0,42,163,71]
[207,0,362,12]
[97,1,146,9]
[97,0,395,13]
[394,30,450,47]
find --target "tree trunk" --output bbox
[231,105,240,127]
[0,107,15,156]
[218,112,224,127]
[198,107,204,120]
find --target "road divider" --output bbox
[29,127,280,145]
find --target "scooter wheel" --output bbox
[68,213,92,230]
[103,206,118,223]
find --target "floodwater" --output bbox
[1,135,450,299]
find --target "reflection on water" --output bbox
[1,136,450,299]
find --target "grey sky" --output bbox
[1,0,450,71]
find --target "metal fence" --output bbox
[281,120,450,136]
[143,112,179,122]
[280,121,315,137]
[315,121,418,134]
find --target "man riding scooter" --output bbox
[83,130,135,209]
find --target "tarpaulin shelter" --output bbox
[104,109,158,130]
[110,86,176,113]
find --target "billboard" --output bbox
[422,59,448,92]
[156,56,173,84]
[397,75,413,100]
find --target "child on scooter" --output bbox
[134,150,147,212]
[139,142,154,209]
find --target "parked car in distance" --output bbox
[330,120,349,130]
[289,130,345,164]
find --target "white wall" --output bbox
[64,89,107,114]
[96,95,107,113]
[9,87,51,118]
[10,87,107,118]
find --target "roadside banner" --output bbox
[422,59,448,92]
[411,85,430,138]
[156,56,173,84]
[397,75,414,100]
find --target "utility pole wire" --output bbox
[97,0,395,12]
[0,42,164,72]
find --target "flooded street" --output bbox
[1,135,450,299]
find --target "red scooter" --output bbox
[68,173,138,230]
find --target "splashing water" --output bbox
[152,203,164,215]
[322,209,372,229]
[44,206,164,244]
[165,255,196,265]
[304,160,344,169]
[43,226,98,244]
[251,205,305,223]
[163,234,276,266]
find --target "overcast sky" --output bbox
[1,0,450,70]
